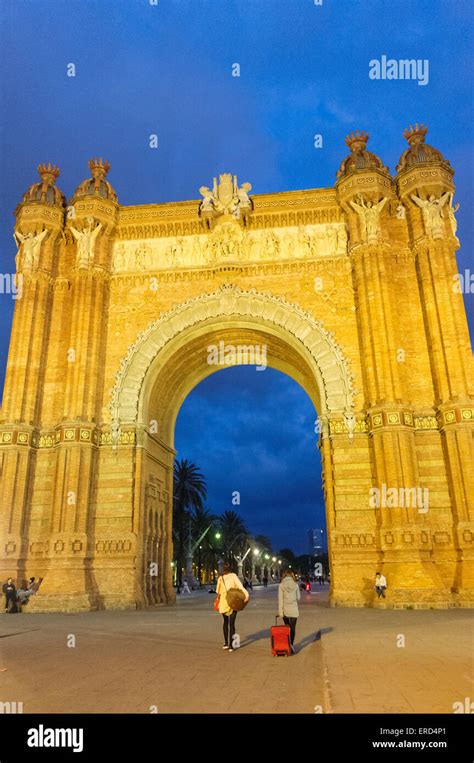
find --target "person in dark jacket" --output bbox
[3,578,17,613]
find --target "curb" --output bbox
[319,631,334,714]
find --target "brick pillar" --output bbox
[27,160,119,610]
[336,131,450,606]
[0,166,64,585]
[397,125,474,605]
[320,416,378,607]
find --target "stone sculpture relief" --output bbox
[349,194,387,244]
[199,173,253,227]
[70,217,103,267]
[447,193,460,237]
[112,223,348,273]
[13,228,48,271]
[410,192,451,240]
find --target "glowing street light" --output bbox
[215,532,221,539]
[272,557,277,562]
[253,548,259,556]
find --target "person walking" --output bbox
[3,578,17,613]
[375,571,387,598]
[216,563,249,652]
[263,573,268,588]
[278,569,300,653]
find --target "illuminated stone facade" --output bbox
[1,127,472,611]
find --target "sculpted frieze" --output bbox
[112,223,348,274]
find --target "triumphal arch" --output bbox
[0,126,472,611]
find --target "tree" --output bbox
[278,547,296,569]
[254,534,272,552]
[218,510,248,563]
[192,506,218,583]
[173,459,207,584]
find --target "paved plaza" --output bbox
[0,585,472,714]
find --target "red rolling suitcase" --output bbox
[271,616,291,656]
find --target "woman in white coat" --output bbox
[278,569,301,653]
[216,562,249,651]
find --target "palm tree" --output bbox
[278,547,296,569]
[173,459,207,585]
[218,510,249,563]
[254,534,272,552]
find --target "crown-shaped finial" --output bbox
[345,130,369,152]
[37,163,60,183]
[403,123,428,146]
[88,157,111,178]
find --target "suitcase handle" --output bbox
[275,615,283,626]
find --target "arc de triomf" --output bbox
[0,125,472,611]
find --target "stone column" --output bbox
[335,131,450,606]
[0,166,64,586]
[27,161,119,610]
[397,125,474,605]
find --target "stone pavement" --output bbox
[0,584,472,714]
[318,597,473,713]
[0,584,323,714]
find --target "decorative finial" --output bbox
[88,157,111,178]
[345,131,369,152]
[403,123,428,146]
[37,163,60,183]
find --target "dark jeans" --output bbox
[5,594,16,612]
[222,611,238,646]
[375,586,386,598]
[283,616,297,645]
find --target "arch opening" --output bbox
[172,364,326,588]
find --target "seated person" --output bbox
[17,577,37,604]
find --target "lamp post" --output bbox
[185,525,221,587]
[213,532,222,578]
[251,547,260,584]
[225,533,249,578]
[236,545,252,580]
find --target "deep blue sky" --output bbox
[175,367,322,554]
[0,1,472,553]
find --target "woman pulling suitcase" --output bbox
[278,569,301,653]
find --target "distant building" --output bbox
[308,528,325,556]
